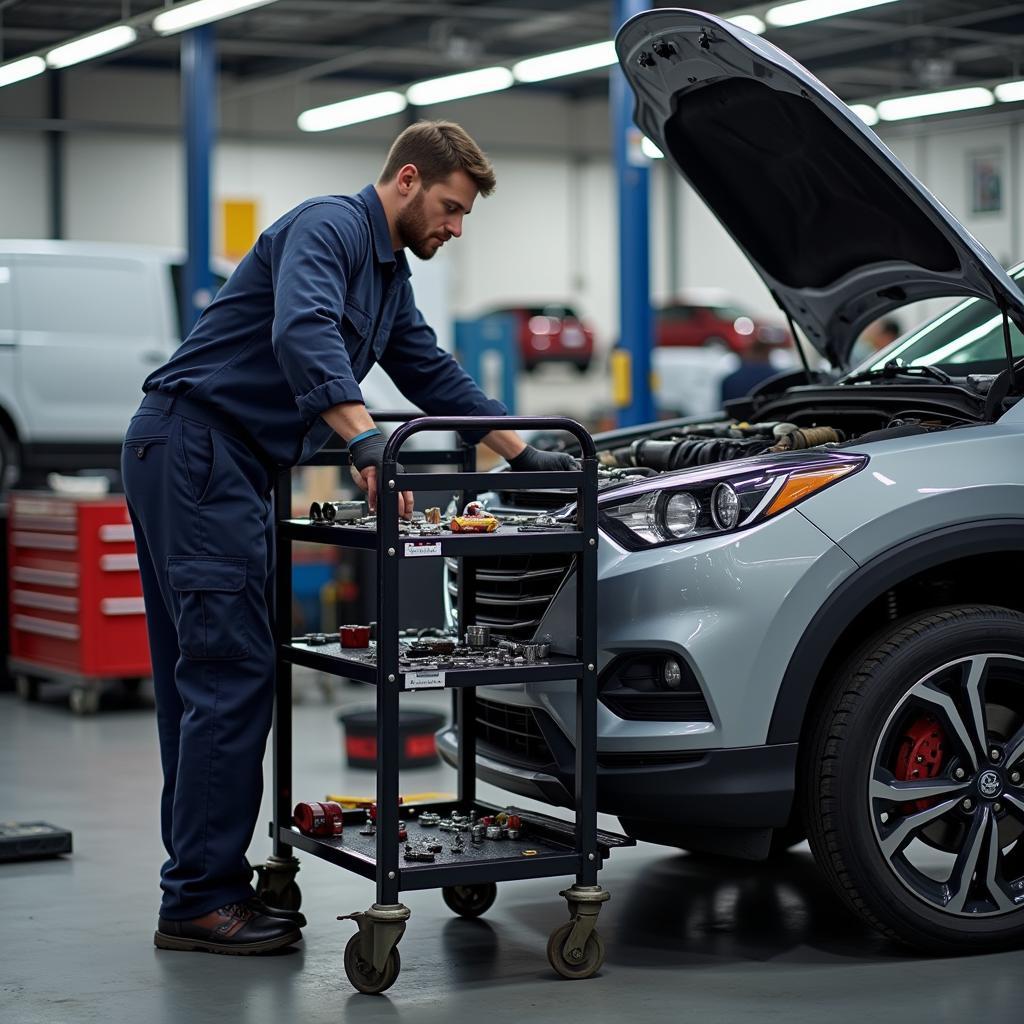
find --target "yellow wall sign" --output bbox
[221,199,258,261]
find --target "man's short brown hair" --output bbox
[379,120,496,196]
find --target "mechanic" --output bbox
[121,120,576,956]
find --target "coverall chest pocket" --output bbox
[167,555,249,660]
[342,304,371,345]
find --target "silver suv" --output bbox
[439,10,1024,953]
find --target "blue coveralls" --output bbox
[122,184,505,919]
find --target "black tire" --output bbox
[0,420,21,495]
[573,361,590,375]
[805,605,1024,953]
[546,921,605,979]
[442,883,497,919]
[344,933,400,995]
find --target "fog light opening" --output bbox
[661,657,684,691]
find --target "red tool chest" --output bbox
[7,492,151,683]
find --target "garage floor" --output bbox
[2,672,1023,1024]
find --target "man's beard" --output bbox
[396,190,441,260]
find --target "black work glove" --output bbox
[507,444,579,472]
[348,431,402,475]
[348,432,411,516]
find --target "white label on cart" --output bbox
[406,670,446,689]
[405,541,442,558]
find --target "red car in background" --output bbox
[655,297,790,353]
[485,304,595,373]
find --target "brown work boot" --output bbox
[154,901,301,955]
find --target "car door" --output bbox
[12,254,169,442]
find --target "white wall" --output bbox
[6,63,1024,352]
[0,134,49,238]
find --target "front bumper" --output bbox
[437,724,798,828]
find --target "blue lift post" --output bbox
[181,25,216,335]
[611,0,655,427]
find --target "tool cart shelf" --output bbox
[261,415,633,994]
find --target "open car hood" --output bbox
[616,9,1024,368]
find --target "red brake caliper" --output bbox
[894,714,947,812]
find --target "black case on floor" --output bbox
[0,821,73,861]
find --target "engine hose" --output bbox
[767,426,844,452]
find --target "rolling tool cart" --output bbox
[259,415,632,994]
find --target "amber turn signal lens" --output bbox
[764,464,856,518]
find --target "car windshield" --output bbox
[850,266,1024,374]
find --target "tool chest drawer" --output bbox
[7,492,151,678]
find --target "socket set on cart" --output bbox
[293,624,554,668]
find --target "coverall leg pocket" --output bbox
[167,555,250,660]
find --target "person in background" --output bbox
[719,337,780,404]
[851,316,902,365]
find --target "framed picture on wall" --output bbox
[969,151,1003,214]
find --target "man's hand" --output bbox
[348,431,414,518]
[507,444,579,472]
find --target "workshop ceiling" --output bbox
[2,0,1024,107]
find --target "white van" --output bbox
[0,240,232,490]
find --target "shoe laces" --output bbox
[222,902,256,921]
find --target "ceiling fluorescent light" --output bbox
[46,25,138,69]
[406,67,513,106]
[876,87,994,121]
[641,137,664,159]
[727,15,767,34]
[766,0,900,29]
[848,103,879,125]
[0,55,47,88]
[298,91,407,132]
[512,41,616,83]
[153,0,278,36]
[995,81,1024,103]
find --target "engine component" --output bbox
[293,800,344,837]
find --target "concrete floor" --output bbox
[3,673,1024,1024]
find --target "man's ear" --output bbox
[396,164,419,197]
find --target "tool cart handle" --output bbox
[382,415,597,463]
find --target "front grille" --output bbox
[474,696,555,768]
[446,552,573,641]
[495,487,576,511]
[599,694,711,721]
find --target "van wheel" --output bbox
[0,422,21,494]
[805,605,1024,952]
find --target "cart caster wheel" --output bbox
[255,877,302,912]
[442,883,497,919]
[546,921,605,980]
[344,933,401,995]
[254,858,302,911]
[15,675,40,702]
[69,685,100,715]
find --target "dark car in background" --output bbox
[655,295,789,352]
[484,304,595,372]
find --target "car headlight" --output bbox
[599,453,865,550]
